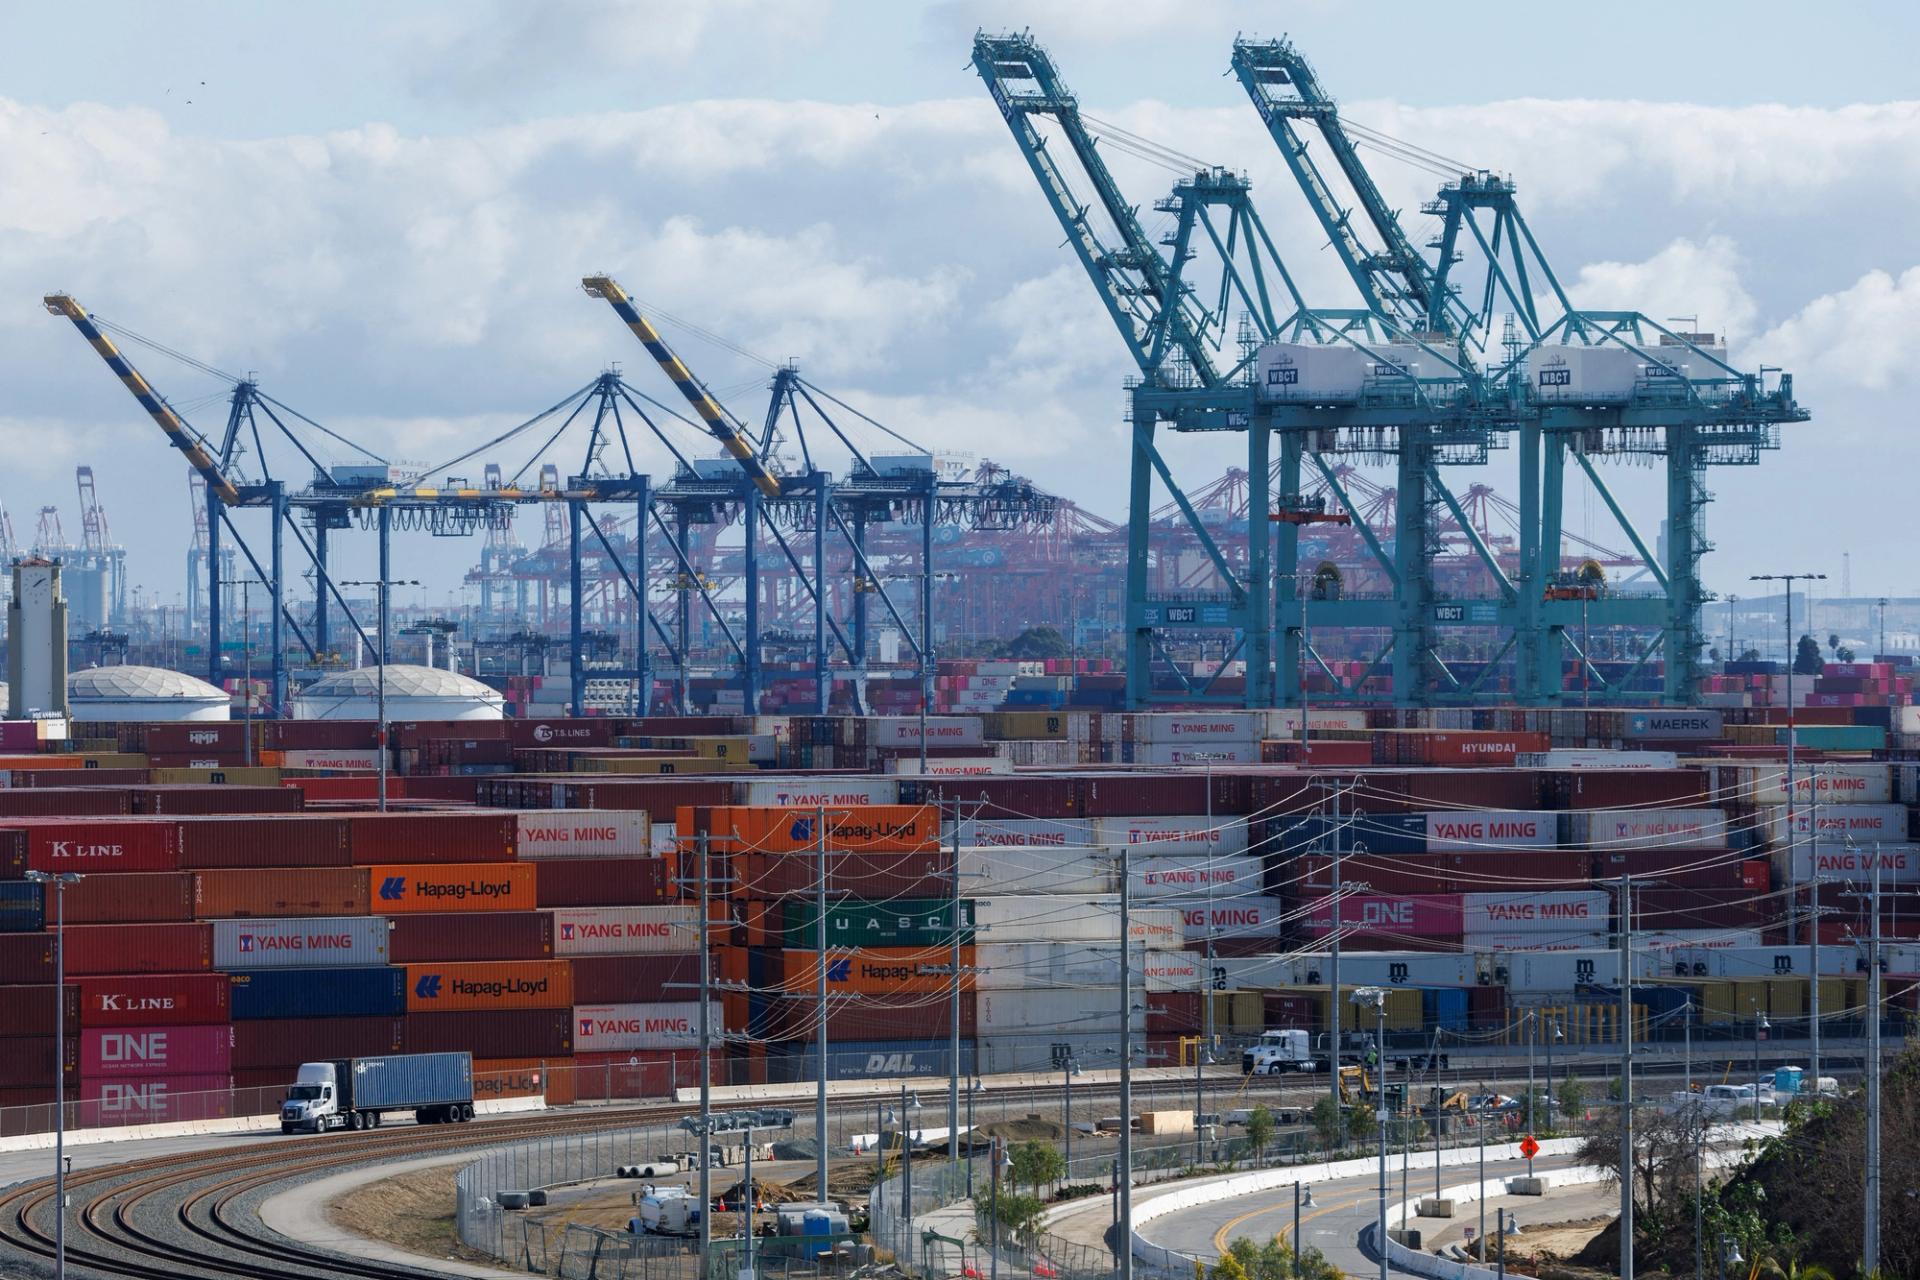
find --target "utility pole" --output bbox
[340,574,419,813]
[1327,781,1345,1115]
[1865,852,1882,1271]
[218,576,256,764]
[1808,789,1822,1091]
[1750,571,1825,943]
[814,804,830,1205]
[1618,873,1634,1280]
[947,800,962,1181]
[695,833,712,1258]
[1118,842,1134,1280]
[24,870,80,1280]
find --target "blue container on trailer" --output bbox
[229,966,408,1020]
[347,1052,471,1109]
[1421,987,1470,1034]
[0,882,44,933]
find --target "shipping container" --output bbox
[1750,762,1893,806]
[0,881,44,932]
[953,817,1092,848]
[0,984,80,1038]
[1763,804,1907,846]
[533,858,670,908]
[77,974,230,1028]
[193,868,371,919]
[734,778,899,808]
[1301,894,1464,940]
[1778,843,1920,885]
[349,813,517,865]
[229,966,407,1020]
[211,916,390,970]
[764,1038,976,1083]
[231,1016,407,1070]
[967,895,1130,944]
[568,953,708,1005]
[387,913,555,964]
[51,872,195,925]
[1494,949,1622,992]
[1130,855,1265,900]
[1421,810,1558,851]
[512,810,651,859]
[176,816,352,869]
[406,1008,574,1059]
[1570,809,1728,851]
[778,948,976,997]
[956,844,1111,895]
[366,863,538,914]
[76,1074,233,1127]
[571,1002,714,1052]
[700,805,938,854]
[975,988,1146,1034]
[778,899,974,951]
[402,961,573,1013]
[0,1036,77,1088]
[548,906,703,956]
[1460,891,1611,937]
[60,923,211,976]
[80,1024,233,1077]
[473,1057,576,1105]
[732,850,949,899]
[11,818,181,874]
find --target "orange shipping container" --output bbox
[708,804,938,854]
[367,863,537,914]
[474,1057,576,1105]
[403,961,574,1013]
[193,868,371,919]
[779,946,975,997]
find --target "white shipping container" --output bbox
[1142,954,1202,991]
[953,817,1093,848]
[1131,741,1259,765]
[650,823,678,855]
[737,778,899,807]
[1463,930,1609,953]
[958,846,1114,896]
[1129,712,1263,744]
[1635,930,1766,953]
[551,906,703,955]
[1575,808,1727,850]
[1198,955,1295,989]
[1421,811,1557,852]
[1130,909,1191,951]
[1178,898,1288,941]
[974,942,1122,990]
[212,916,388,970]
[865,717,984,748]
[1648,945,1863,980]
[1750,763,1893,806]
[1130,854,1265,900]
[887,756,1012,776]
[1516,750,1679,770]
[1260,708,1371,735]
[976,988,1146,1035]
[1461,891,1610,935]
[514,810,652,859]
[573,1002,716,1052]
[1093,815,1249,855]
[1279,952,1478,988]
[1778,843,1920,884]
[280,748,382,772]
[1496,949,1622,992]
[970,896,1121,944]
[1764,804,1909,845]
[974,1033,1143,1076]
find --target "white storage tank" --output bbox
[292,664,504,721]
[68,665,229,722]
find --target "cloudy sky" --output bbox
[3,0,1915,617]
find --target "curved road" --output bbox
[1139,1149,1611,1278]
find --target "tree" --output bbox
[1575,1101,1710,1217]
[1836,645,1855,663]
[1309,1098,1343,1150]
[1557,1076,1588,1125]
[1793,634,1824,674]
[975,1189,1046,1243]
[1218,1235,1343,1280]
[1739,647,1762,663]
[1005,626,1069,660]
[1006,1139,1066,1198]
[1245,1105,1276,1164]
[1344,1101,1376,1145]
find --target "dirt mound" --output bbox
[327,1165,498,1266]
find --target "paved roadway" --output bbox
[1137,1149,1608,1279]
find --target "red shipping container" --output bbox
[768,992,976,1041]
[130,785,305,816]
[14,819,182,874]
[1548,769,1710,810]
[1146,991,1201,1033]
[1591,850,1749,889]
[389,776,481,804]
[0,934,56,983]
[406,1009,574,1059]
[55,872,196,924]
[134,722,250,754]
[78,974,231,1028]
[0,984,80,1038]
[1082,774,1209,817]
[348,813,517,865]
[0,789,133,817]
[81,1024,233,1077]
[59,924,211,976]
[390,720,511,748]
[232,1016,407,1070]
[177,816,353,869]
[1262,992,1319,1031]
[1,769,146,790]
[535,858,670,908]
[569,953,709,1005]
[1629,888,1770,931]
[263,721,381,751]
[733,851,948,899]
[77,1074,234,1126]
[387,913,555,963]
[0,829,22,878]
[505,719,617,748]
[0,1036,77,1087]
[572,1050,716,1100]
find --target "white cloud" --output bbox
[1751,265,1920,392]
[1568,236,1759,345]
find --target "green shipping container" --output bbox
[1773,724,1886,751]
[781,898,976,949]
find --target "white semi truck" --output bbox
[280,1052,475,1133]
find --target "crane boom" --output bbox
[42,294,243,505]
[579,276,783,497]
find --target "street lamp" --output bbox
[1544,1016,1563,1132]
[339,576,420,813]
[1750,571,1826,944]
[1193,1043,1214,1165]
[1720,1236,1744,1280]
[966,1078,983,1197]
[218,576,261,765]
[899,1087,921,1235]
[1351,985,1388,1280]
[1754,1009,1770,1113]
[1293,1183,1315,1251]
[25,869,81,1280]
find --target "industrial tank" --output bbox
[68,665,230,721]
[291,664,504,721]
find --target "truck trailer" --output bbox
[280,1052,474,1133]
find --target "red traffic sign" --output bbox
[1519,1135,1540,1159]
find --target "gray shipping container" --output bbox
[345,1052,472,1110]
[213,916,389,970]
[1622,709,1723,739]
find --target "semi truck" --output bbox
[280,1052,475,1133]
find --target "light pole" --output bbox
[1544,1016,1562,1132]
[25,869,81,1280]
[1293,1182,1315,1252]
[1753,1007,1769,1113]
[1879,597,1889,661]
[1275,569,1316,762]
[1063,1059,1080,1175]
[340,576,419,813]
[1720,1236,1743,1280]
[966,1079,982,1197]
[1193,1041,1212,1166]
[218,576,258,764]
[1352,985,1388,1280]
[1750,571,1826,944]
[899,1086,920,1239]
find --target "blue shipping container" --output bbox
[0,882,44,933]
[766,1039,977,1083]
[347,1051,471,1108]
[1278,813,1426,855]
[1421,987,1470,1034]
[230,966,408,1020]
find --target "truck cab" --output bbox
[281,1062,344,1133]
[1243,1029,1320,1075]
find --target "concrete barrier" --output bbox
[0,1095,545,1155]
